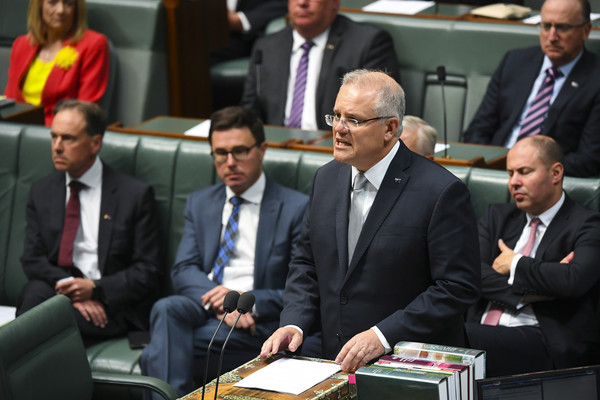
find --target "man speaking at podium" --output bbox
[261,70,481,371]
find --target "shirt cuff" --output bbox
[237,12,251,32]
[371,326,392,354]
[508,254,522,285]
[284,324,304,336]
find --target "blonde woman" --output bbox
[5,0,109,126]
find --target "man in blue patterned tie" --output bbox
[140,106,309,398]
[463,0,600,177]
[465,135,600,377]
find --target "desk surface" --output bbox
[119,116,507,169]
[125,116,330,147]
[180,354,355,400]
[0,102,44,125]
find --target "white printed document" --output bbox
[363,1,435,15]
[233,357,341,395]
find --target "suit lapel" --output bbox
[276,30,294,124]
[536,197,572,257]
[316,16,343,116]
[254,179,281,285]
[543,50,591,135]
[502,211,527,249]
[98,164,117,273]
[205,187,227,271]
[51,173,67,257]
[336,165,352,272]
[346,145,410,278]
[506,50,545,141]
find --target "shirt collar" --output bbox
[66,156,102,189]
[351,140,400,191]
[542,50,582,78]
[292,27,330,52]
[225,171,266,205]
[527,191,565,227]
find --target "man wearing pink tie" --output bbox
[465,135,600,377]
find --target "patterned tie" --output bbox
[348,173,369,264]
[286,41,314,129]
[57,181,86,268]
[483,218,541,325]
[517,67,563,141]
[212,196,243,284]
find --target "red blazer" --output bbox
[5,30,109,126]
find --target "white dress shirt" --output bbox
[284,29,330,130]
[207,172,266,292]
[67,156,102,280]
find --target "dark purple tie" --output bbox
[517,67,563,140]
[57,181,86,268]
[286,41,314,129]
[483,218,541,326]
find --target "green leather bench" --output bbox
[1,121,599,398]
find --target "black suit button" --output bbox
[340,296,348,305]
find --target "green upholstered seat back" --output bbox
[0,295,93,400]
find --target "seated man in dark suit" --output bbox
[17,100,162,345]
[463,0,600,177]
[210,0,288,65]
[240,0,400,131]
[261,70,480,371]
[140,106,309,398]
[465,136,600,377]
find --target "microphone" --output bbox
[254,50,262,98]
[200,290,240,400]
[436,65,449,159]
[213,292,256,400]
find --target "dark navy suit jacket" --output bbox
[280,143,481,359]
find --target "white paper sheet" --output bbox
[233,358,341,395]
[435,143,450,153]
[363,1,435,15]
[0,306,16,327]
[184,119,211,137]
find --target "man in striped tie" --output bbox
[463,0,600,177]
[140,106,310,398]
[465,135,600,377]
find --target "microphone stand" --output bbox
[437,66,449,159]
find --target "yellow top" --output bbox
[22,58,55,105]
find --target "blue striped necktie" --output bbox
[212,196,243,284]
[517,66,563,141]
[286,41,314,129]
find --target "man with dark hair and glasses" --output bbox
[140,106,309,398]
[463,0,600,177]
[261,69,480,371]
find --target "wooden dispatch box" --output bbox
[180,353,357,400]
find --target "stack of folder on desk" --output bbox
[355,341,485,400]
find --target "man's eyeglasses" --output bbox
[537,21,587,35]
[324,114,394,130]
[211,143,258,163]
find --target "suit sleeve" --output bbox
[462,53,508,145]
[376,179,481,345]
[561,92,600,177]
[170,195,217,304]
[477,205,525,310]
[240,0,287,33]
[76,32,109,103]
[514,213,600,298]
[97,184,161,309]
[251,194,308,322]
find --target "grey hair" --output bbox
[402,115,437,157]
[341,69,405,137]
